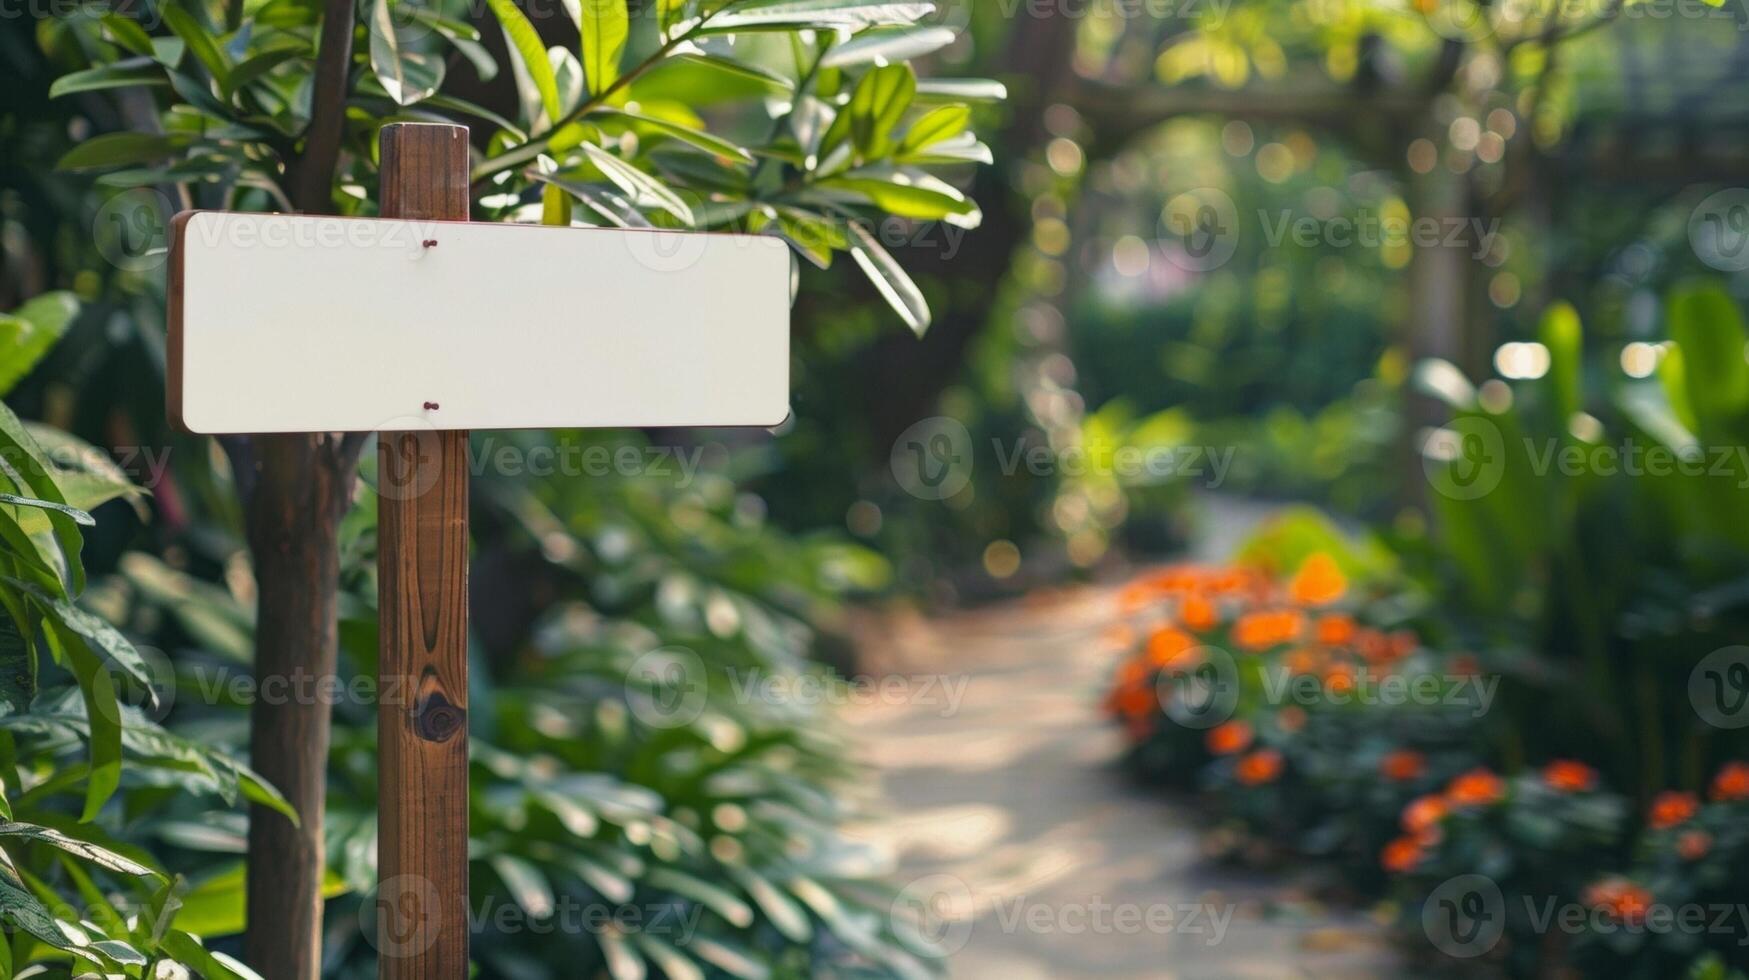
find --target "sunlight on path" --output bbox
[842,583,1404,979]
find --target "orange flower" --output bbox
[1233,609,1305,650]
[1284,646,1325,676]
[1276,705,1307,733]
[1541,760,1598,794]
[1584,878,1652,927]
[1677,830,1712,861]
[1315,614,1356,646]
[1446,768,1506,808]
[1117,582,1156,613]
[1380,749,1426,782]
[1113,685,1156,719]
[1114,658,1147,688]
[1711,761,1749,802]
[1354,629,1391,664]
[1402,794,1448,836]
[1235,748,1284,785]
[1381,836,1425,873]
[1179,593,1218,631]
[1288,553,1347,606]
[1648,791,1698,829]
[1206,721,1254,756]
[1146,627,1196,667]
[1387,629,1419,659]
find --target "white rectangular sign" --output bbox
[169,211,791,433]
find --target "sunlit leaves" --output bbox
[897,102,968,154]
[0,292,75,397]
[846,63,914,159]
[487,0,564,123]
[581,143,696,223]
[819,25,954,68]
[369,0,443,105]
[580,0,629,97]
[846,220,929,334]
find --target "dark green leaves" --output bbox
[56,133,183,172]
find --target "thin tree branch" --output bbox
[288,0,358,214]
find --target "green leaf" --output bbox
[370,0,440,105]
[487,0,564,122]
[13,581,155,700]
[162,930,266,980]
[914,77,1005,101]
[847,219,928,334]
[631,54,794,105]
[161,4,231,88]
[0,615,32,716]
[48,60,168,98]
[102,14,157,57]
[542,181,574,225]
[56,133,181,172]
[0,403,86,597]
[815,174,977,224]
[847,63,914,159]
[0,874,72,951]
[595,109,753,162]
[727,866,811,942]
[1539,301,1582,423]
[0,291,75,396]
[63,637,122,821]
[227,48,304,97]
[1667,281,1749,432]
[898,103,969,154]
[0,494,94,527]
[820,25,954,68]
[0,822,156,876]
[490,854,553,916]
[580,0,628,96]
[579,143,694,223]
[704,0,936,31]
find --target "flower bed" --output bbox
[1103,556,1749,978]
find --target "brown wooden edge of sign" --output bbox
[164,210,195,435]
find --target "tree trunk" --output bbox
[243,434,355,979]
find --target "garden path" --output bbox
[842,509,1406,978]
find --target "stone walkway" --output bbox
[842,582,1404,979]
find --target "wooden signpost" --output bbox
[167,122,790,977]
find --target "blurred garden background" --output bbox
[3,0,1749,975]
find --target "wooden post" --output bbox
[375,122,471,978]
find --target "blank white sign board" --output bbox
[169,211,791,433]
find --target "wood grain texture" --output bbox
[375,122,472,980]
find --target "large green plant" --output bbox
[0,295,285,977]
[1417,283,1749,801]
